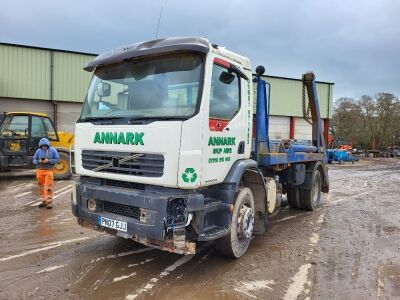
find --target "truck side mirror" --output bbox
[219,71,235,84]
[97,82,111,97]
[255,65,265,77]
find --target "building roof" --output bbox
[0,41,334,84]
[0,42,97,56]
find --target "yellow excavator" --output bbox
[0,112,73,179]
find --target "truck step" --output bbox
[198,225,230,241]
[203,198,223,212]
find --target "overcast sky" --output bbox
[1,0,399,100]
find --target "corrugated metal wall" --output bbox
[0,44,51,100]
[0,97,53,115]
[53,52,94,102]
[269,116,328,140]
[0,43,94,102]
[254,76,333,119]
[269,116,290,139]
[0,43,333,120]
[56,102,82,132]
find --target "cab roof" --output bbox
[84,37,211,72]
[211,45,251,70]
[84,36,253,72]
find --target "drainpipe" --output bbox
[50,51,57,130]
[289,116,296,139]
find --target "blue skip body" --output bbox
[253,74,326,167]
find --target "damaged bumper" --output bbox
[72,176,204,255]
[78,218,196,255]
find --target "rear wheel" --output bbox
[54,152,72,179]
[215,187,255,258]
[287,188,301,209]
[299,170,322,211]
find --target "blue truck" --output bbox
[327,149,359,164]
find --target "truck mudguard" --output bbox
[224,159,259,192]
[302,161,329,192]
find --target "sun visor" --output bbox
[84,37,210,72]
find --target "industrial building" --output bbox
[0,42,333,138]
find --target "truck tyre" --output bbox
[339,158,344,164]
[215,187,255,258]
[54,152,72,180]
[299,170,322,211]
[286,188,301,209]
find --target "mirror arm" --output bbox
[229,65,248,80]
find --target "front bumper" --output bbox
[0,154,33,169]
[72,176,204,254]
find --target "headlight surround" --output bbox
[87,198,97,212]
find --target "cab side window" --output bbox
[42,118,58,141]
[209,63,240,121]
[31,116,47,138]
[0,115,29,137]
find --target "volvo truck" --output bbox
[71,37,329,258]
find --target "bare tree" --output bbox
[331,97,363,146]
[332,93,400,150]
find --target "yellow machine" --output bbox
[0,112,74,179]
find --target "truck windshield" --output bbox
[79,53,204,122]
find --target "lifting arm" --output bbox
[302,72,326,154]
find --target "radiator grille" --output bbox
[103,201,141,219]
[82,150,164,177]
[103,179,145,190]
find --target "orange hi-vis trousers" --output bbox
[36,169,54,204]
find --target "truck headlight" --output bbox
[166,197,190,229]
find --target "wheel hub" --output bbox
[55,160,66,172]
[238,205,254,239]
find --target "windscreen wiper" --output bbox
[82,116,122,122]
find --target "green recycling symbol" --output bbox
[182,167,198,183]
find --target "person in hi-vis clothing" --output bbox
[32,138,60,208]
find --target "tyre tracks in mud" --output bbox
[1,158,400,299]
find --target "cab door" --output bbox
[200,57,247,185]
[29,115,46,156]
[29,116,59,156]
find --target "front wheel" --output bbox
[54,152,72,179]
[215,187,255,258]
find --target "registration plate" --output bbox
[98,216,127,232]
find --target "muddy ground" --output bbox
[0,158,399,299]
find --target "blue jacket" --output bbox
[32,138,60,169]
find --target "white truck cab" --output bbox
[72,37,329,258]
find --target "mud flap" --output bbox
[301,161,329,193]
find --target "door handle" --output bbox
[237,141,245,154]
